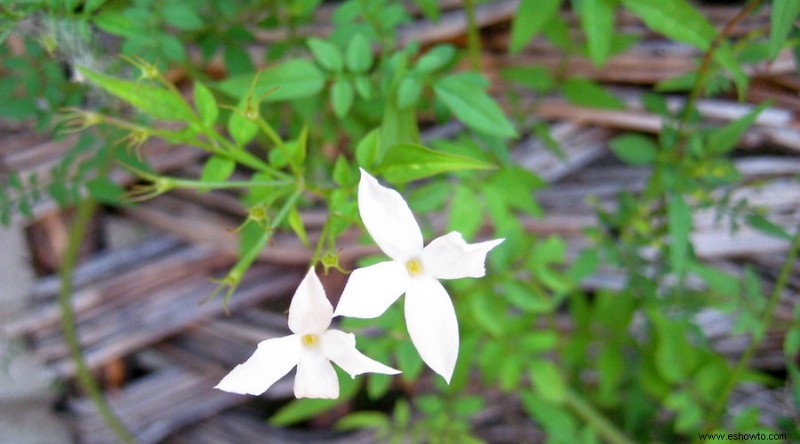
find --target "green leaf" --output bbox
[705,102,768,154]
[668,193,692,275]
[434,74,517,138]
[501,65,554,92]
[577,0,615,67]
[86,177,124,204]
[216,60,325,102]
[470,293,507,337]
[609,133,658,165]
[509,0,561,54]
[356,129,381,169]
[769,0,800,59]
[93,12,141,37]
[270,374,358,426]
[307,37,343,71]
[396,76,422,109]
[78,67,195,121]
[193,81,218,127]
[745,213,791,240]
[201,155,235,183]
[228,101,258,147]
[415,45,456,73]
[337,411,390,432]
[376,143,495,184]
[448,185,482,238]
[161,3,203,31]
[562,78,625,109]
[619,0,715,50]
[411,0,441,20]
[331,79,354,118]
[288,205,309,246]
[354,76,373,100]
[346,33,372,73]
[333,155,353,186]
[529,360,566,403]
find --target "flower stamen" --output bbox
[405,259,423,277]
[301,334,319,347]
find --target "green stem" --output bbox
[702,224,800,433]
[673,0,766,155]
[463,0,482,72]
[564,389,635,444]
[59,171,136,442]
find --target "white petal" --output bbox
[288,268,333,335]
[404,277,459,383]
[214,335,300,396]
[334,260,409,318]
[358,168,423,261]
[294,352,339,399]
[322,329,400,377]
[422,232,504,280]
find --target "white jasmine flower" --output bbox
[334,169,504,383]
[215,268,399,399]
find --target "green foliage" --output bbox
[4,0,798,442]
[434,73,517,138]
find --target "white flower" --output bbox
[215,268,399,399]
[334,169,504,383]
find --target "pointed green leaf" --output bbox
[216,60,325,102]
[415,45,456,73]
[307,37,343,71]
[78,67,195,121]
[509,0,561,54]
[331,79,354,118]
[620,0,715,50]
[706,102,768,154]
[562,77,625,109]
[769,0,800,58]
[201,155,236,183]
[376,143,495,184]
[346,33,372,73]
[396,76,422,109]
[434,74,517,138]
[577,0,615,67]
[194,81,218,127]
[609,133,658,165]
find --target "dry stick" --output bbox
[674,0,767,156]
[59,188,136,441]
[701,224,800,436]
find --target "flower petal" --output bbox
[358,168,423,261]
[288,268,333,335]
[322,329,400,377]
[294,352,339,399]
[334,260,408,318]
[422,232,504,280]
[215,335,300,395]
[404,277,459,383]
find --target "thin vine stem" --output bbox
[673,0,766,155]
[700,224,800,435]
[59,151,136,442]
[564,389,634,444]
[463,0,482,72]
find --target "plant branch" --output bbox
[674,0,766,154]
[59,154,136,442]
[701,223,800,434]
[463,0,482,72]
[564,389,635,444]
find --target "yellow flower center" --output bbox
[405,259,423,277]
[301,334,319,347]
